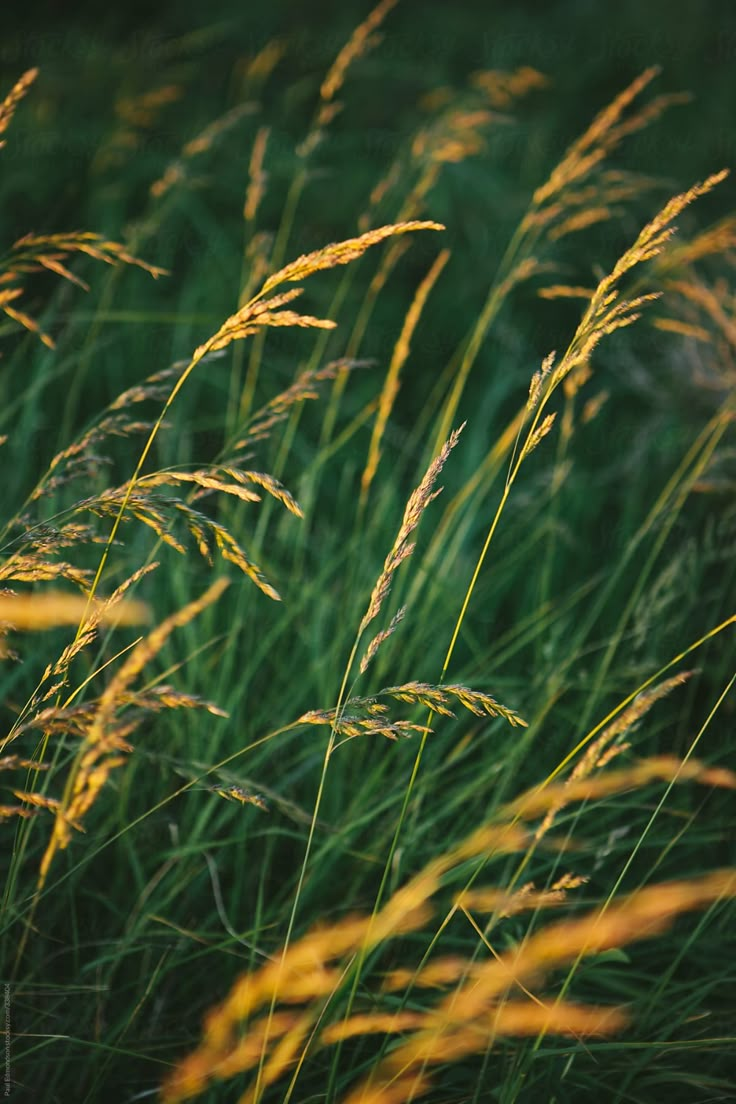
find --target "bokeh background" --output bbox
[5,0,735,414]
[4,0,735,488]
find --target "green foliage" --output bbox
[1,6,735,1103]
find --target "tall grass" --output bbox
[1,9,735,1103]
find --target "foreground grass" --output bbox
[1,9,735,1103]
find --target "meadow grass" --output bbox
[1,9,735,1103]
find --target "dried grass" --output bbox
[37,578,229,886]
[361,248,450,500]
[359,425,463,637]
[0,67,38,144]
[161,755,736,1104]
[320,0,400,106]
[1,229,165,348]
[3,41,734,1104]
[0,591,149,631]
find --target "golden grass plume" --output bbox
[361,248,450,500]
[320,0,400,105]
[0,67,38,145]
[359,424,463,638]
[161,750,736,1104]
[37,578,228,885]
[0,590,149,631]
[1,230,165,348]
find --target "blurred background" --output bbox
[4,0,735,444]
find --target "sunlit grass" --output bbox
[1,9,734,1103]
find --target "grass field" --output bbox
[1,5,735,1102]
